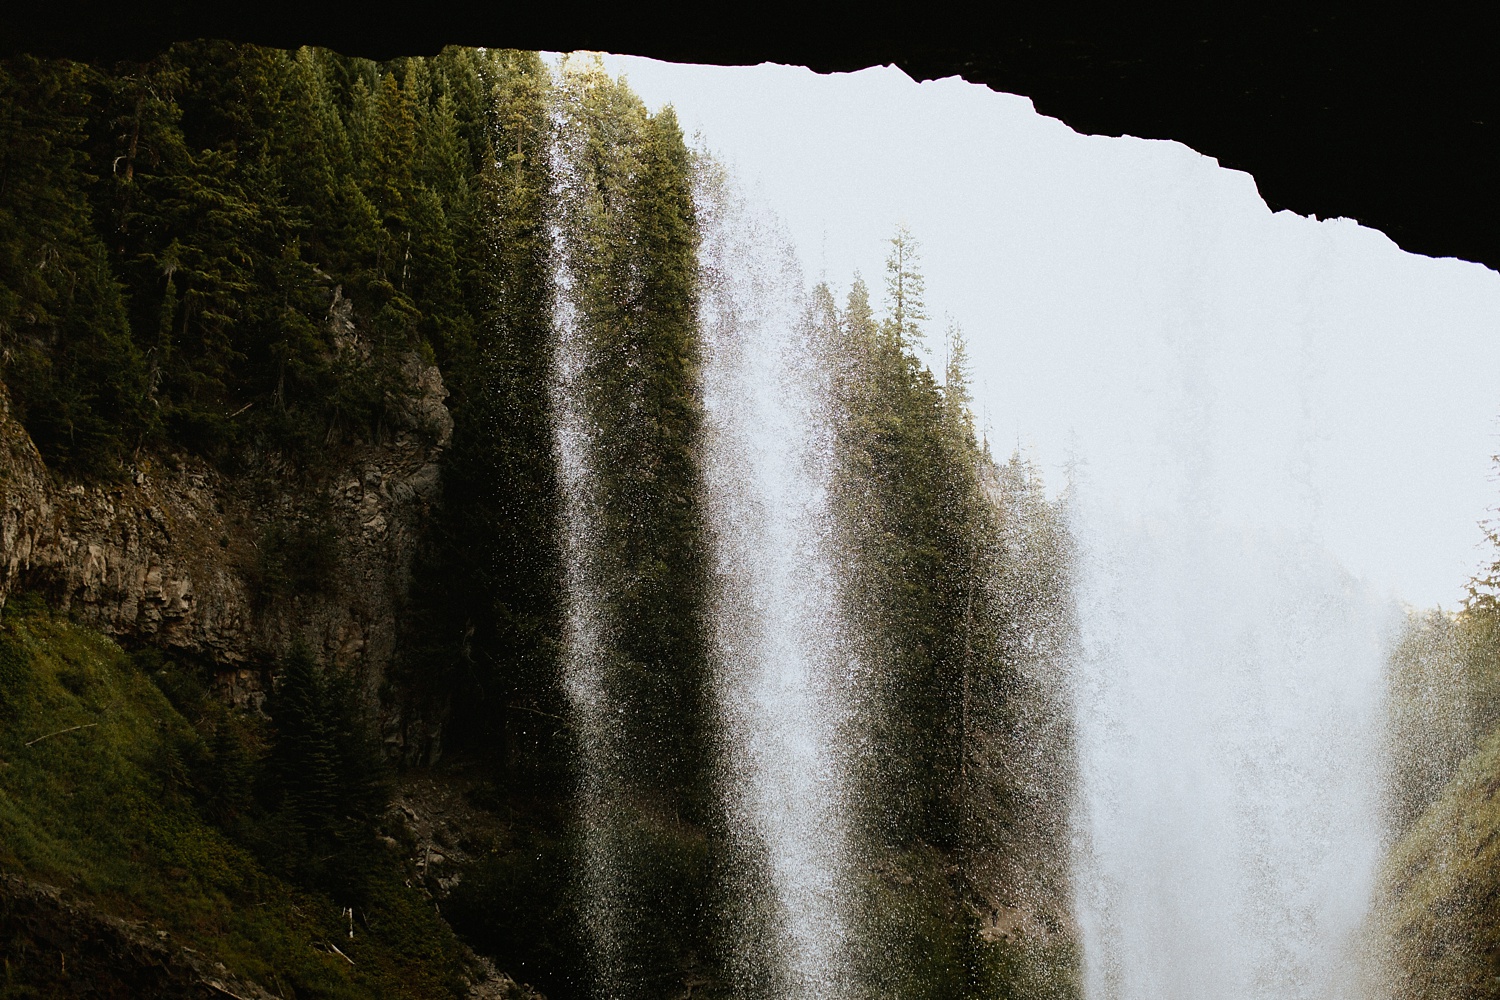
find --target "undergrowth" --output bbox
[0,593,470,998]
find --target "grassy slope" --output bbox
[1381,726,1500,1000]
[0,597,471,999]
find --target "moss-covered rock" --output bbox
[0,598,482,998]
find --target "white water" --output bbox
[547,62,629,989]
[547,231,622,986]
[1069,463,1396,996]
[543,56,1405,999]
[1072,515,1393,999]
[695,163,855,998]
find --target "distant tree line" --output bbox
[0,44,526,473]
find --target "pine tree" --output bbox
[204,709,255,826]
[262,648,389,900]
[944,321,974,422]
[265,649,340,832]
[397,48,566,781]
[884,223,928,350]
[548,60,723,999]
[0,55,154,474]
[814,239,1083,997]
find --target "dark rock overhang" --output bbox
[5,6,1496,272]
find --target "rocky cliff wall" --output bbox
[0,356,453,749]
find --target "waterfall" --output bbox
[546,59,856,995]
[540,55,1402,1000]
[547,56,631,991]
[548,168,623,994]
[1067,355,1396,997]
[694,160,855,998]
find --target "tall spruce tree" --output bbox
[818,231,1077,998]
[884,223,928,350]
[399,48,567,790]
[551,56,721,999]
[262,648,391,901]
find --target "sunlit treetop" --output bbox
[883,223,927,351]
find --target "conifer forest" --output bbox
[1,40,1498,1000]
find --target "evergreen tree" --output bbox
[555,55,714,813]
[944,320,976,440]
[884,223,928,349]
[262,648,390,901]
[0,55,153,474]
[400,49,566,785]
[204,707,256,827]
[551,57,720,999]
[818,231,1076,998]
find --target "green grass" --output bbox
[0,593,1080,998]
[0,595,470,998]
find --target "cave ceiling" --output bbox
[6,6,1497,272]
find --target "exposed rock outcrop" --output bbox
[388,768,549,1000]
[0,355,452,738]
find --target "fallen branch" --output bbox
[326,941,355,965]
[25,723,97,747]
[505,703,567,724]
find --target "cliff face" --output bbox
[0,354,453,744]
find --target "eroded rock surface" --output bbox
[0,356,451,741]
